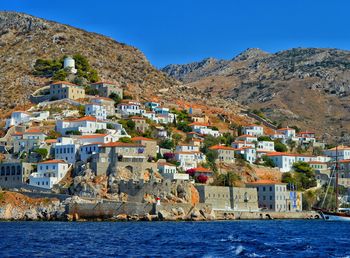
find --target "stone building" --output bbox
[195,185,259,211]
[131,117,149,133]
[0,161,34,188]
[246,180,302,212]
[49,81,85,100]
[90,82,123,99]
[90,142,156,179]
[131,137,158,159]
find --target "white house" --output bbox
[324,146,350,161]
[175,144,200,153]
[298,132,316,145]
[54,137,80,164]
[277,128,296,139]
[80,143,101,162]
[29,160,70,189]
[77,134,114,145]
[158,162,189,180]
[236,135,258,143]
[231,141,255,149]
[242,125,264,136]
[257,141,275,152]
[189,122,221,137]
[30,111,50,122]
[117,101,145,117]
[175,151,206,171]
[266,153,296,173]
[90,97,115,116]
[56,116,107,135]
[235,147,257,164]
[5,111,31,129]
[85,104,107,120]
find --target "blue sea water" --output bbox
[0,220,349,257]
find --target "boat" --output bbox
[313,146,350,221]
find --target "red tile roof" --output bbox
[101,142,145,148]
[209,145,236,151]
[247,180,285,185]
[79,134,108,139]
[39,159,67,164]
[188,122,210,126]
[51,81,78,86]
[131,136,156,142]
[193,167,212,173]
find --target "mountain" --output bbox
[163,47,350,143]
[0,11,177,114]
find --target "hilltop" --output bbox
[163,47,350,143]
[0,11,177,114]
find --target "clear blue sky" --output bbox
[1,0,350,68]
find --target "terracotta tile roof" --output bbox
[131,136,156,142]
[308,161,327,164]
[266,152,295,157]
[131,116,146,120]
[237,134,257,138]
[12,132,24,136]
[277,128,295,131]
[91,96,114,102]
[328,146,350,151]
[64,116,98,122]
[158,162,176,167]
[24,128,43,134]
[78,134,108,139]
[247,180,285,185]
[193,167,212,173]
[339,159,350,163]
[91,81,118,85]
[45,139,57,144]
[209,145,236,151]
[39,159,67,164]
[101,142,145,148]
[188,122,210,126]
[51,81,78,86]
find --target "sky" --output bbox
[1,0,350,68]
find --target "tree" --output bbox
[281,162,317,191]
[177,121,191,132]
[201,135,221,154]
[186,168,196,177]
[33,148,48,159]
[213,171,241,187]
[163,152,175,161]
[172,133,182,146]
[109,93,121,106]
[126,120,135,130]
[258,136,272,141]
[159,139,174,149]
[52,69,67,81]
[262,156,275,167]
[274,142,288,152]
[119,137,132,143]
[286,139,297,152]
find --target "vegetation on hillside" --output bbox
[33,54,99,83]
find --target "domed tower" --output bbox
[63,56,77,74]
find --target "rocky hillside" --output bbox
[0,11,177,114]
[163,48,350,143]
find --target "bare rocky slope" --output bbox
[163,48,350,143]
[0,11,177,114]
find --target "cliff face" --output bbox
[0,12,177,114]
[163,48,350,143]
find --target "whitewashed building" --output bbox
[85,104,107,120]
[54,137,80,164]
[5,111,31,129]
[56,116,107,135]
[29,160,70,189]
[242,125,264,136]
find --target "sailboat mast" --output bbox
[336,146,339,212]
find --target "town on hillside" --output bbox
[0,56,347,219]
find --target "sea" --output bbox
[0,220,348,257]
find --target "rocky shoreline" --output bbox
[0,191,320,222]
